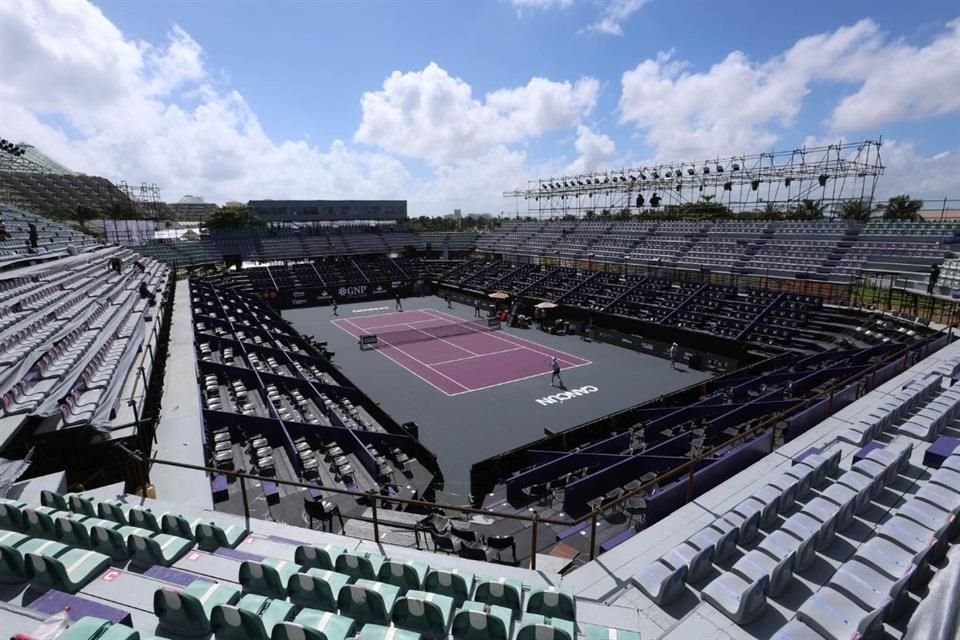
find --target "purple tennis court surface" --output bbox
[332,308,591,396]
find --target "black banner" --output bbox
[264,280,411,309]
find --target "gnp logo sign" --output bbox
[338,285,368,299]
[535,385,598,406]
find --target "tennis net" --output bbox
[371,317,501,346]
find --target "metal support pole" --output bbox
[530,513,539,571]
[588,510,599,561]
[238,475,250,523]
[370,491,380,543]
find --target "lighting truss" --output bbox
[503,140,884,218]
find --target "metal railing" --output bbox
[137,330,947,571]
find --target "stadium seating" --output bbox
[0,203,97,263]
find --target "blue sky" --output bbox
[1,0,959,213]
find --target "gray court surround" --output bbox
[283,296,713,500]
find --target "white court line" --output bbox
[423,308,593,368]
[344,309,434,327]
[430,347,525,366]
[445,359,593,396]
[336,317,470,395]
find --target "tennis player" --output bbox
[551,356,563,387]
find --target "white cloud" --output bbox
[830,19,960,130]
[510,0,573,14]
[618,20,883,160]
[354,63,599,164]
[874,140,960,202]
[0,0,600,215]
[563,125,619,174]
[585,0,649,37]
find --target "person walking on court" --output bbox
[550,356,564,387]
[474,299,482,317]
[395,292,403,312]
[331,299,339,317]
[669,342,679,370]
[445,292,452,309]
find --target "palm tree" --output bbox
[838,199,872,222]
[792,199,825,219]
[761,202,784,220]
[882,194,924,221]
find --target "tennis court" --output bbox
[332,308,591,396]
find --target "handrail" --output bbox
[141,330,945,565]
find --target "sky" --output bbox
[1,0,959,215]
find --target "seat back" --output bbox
[337,585,387,625]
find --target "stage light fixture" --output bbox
[716,164,724,173]
[723,181,732,191]
[818,174,828,187]
[675,183,682,192]
[732,162,740,171]
[630,175,637,182]
[652,171,659,179]
[751,179,761,191]
[687,168,695,176]
[665,171,672,178]
[703,166,710,174]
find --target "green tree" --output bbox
[881,194,924,221]
[74,204,98,228]
[792,199,825,219]
[204,204,264,229]
[838,198,872,222]
[616,208,632,220]
[761,202,784,219]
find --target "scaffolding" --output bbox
[504,140,884,219]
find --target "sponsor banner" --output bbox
[269,281,411,309]
[535,385,598,406]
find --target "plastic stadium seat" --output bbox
[582,625,641,640]
[818,484,859,529]
[98,501,136,525]
[336,579,400,626]
[770,619,823,640]
[287,568,351,612]
[473,577,523,614]
[701,570,768,624]
[854,537,927,581]
[391,590,455,638]
[897,500,955,536]
[378,559,429,594]
[295,543,346,570]
[721,502,761,544]
[423,568,474,605]
[335,551,386,581]
[0,499,26,530]
[26,546,111,593]
[41,490,70,511]
[68,494,100,518]
[154,579,241,636]
[748,485,783,528]
[350,625,422,640]
[796,586,887,640]
[631,559,687,605]
[688,522,738,562]
[58,616,140,640]
[240,558,301,599]
[525,586,576,622]
[830,560,913,621]
[211,593,296,640]
[451,601,512,640]
[759,530,816,573]
[515,613,575,640]
[271,609,356,640]
[194,520,248,550]
[127,531,193,567]
[764,475,798,511]
[21,506,60,539]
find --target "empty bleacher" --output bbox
[0,203,97,265]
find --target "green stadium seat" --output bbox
[287,568,351,612]
[0,498,26,530]
[127,530,194,567]
[154,579,241,636]
[26,546,111,593]
[451,601,512,640]
[378,559,429,594]
[98,501,137,525]
[127,507,168,532]
[68,494,100,518]
[390,590,454,638]
[295,543,346,571]
[271,609,356,640]
[515,613,575,640]
[350,624,423,640]
[58,616,140,640]
[473,577,523,615]
[423,568,474,605]
[41,490,70,511]
[336,579,400,626]
[239,558,301,599]
[55,515,119,549]
[525,586,576,622]
[582,624,641,639]
[211,593,296,640]
[0,530,34,581]
[194,519,249,551]
[335,551,386,581]
[90,525,151,560]
[21,506,61,539]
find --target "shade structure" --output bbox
[489,292,510,300]
[535,302,558,309]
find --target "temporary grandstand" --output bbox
[7,172,960,640]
